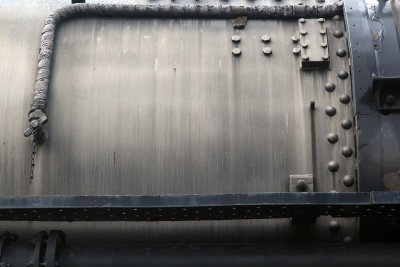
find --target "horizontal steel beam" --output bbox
[0,192,398,221]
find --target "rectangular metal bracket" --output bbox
[299,18,330,69]
[372,75,400,113]
[290,174,314,192]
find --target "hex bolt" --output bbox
[296,180,307,192]
[231,35,241,43]
[293,47,300,55]
[329,220,340,232]
[385,94,396,104]
[232,48,241,56]
[262,47,272,56]
[261,35,271,43]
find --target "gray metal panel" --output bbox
[0,1,356,244]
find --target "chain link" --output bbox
[29,139,36,184]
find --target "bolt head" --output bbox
[296,180,307,192]
[293,47,300,55]
[301,43,308,48]
[318,18,325,23]
[299,18,306,23]
[232,48,241,56]
[291,35,299,43]
[30,120,39,128]
[321,42,327,48]
[300,30,307,35]
[262,47,272,55]
[261,35,271,43]
[302,55,309,61]
[231,35,241,43]
[320,29,326,35]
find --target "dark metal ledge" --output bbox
[0,192,398,221]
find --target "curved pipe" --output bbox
[28,3,342,139]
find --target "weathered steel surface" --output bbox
[0,0,357,244]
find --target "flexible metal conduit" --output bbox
[27,3,342,139]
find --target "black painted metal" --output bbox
[1,242,400,267]
[0,192,397,221]
[343,0,400,191]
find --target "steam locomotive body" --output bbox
[0,0,400,266]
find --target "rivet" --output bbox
[327,133,339,144]
[337,1,344,8]
[336,49,347,57]
[333,30,344,38]
[299,18,306,23]
[291,35,299,43]
[300,30,307,35]
[232,48,241,56]
[333,15,341,21]
[343,175,354,187]
[302,55,309,61]
[329,220,340,232]
[301,43,308,48]
[293,47,300,55]
[318,18,325,23]
[322,55,329,60]
[339,94,351,104]
[321,42,327,48]
[316,0,325,3]
[262,47,272,56]
[342,146,353,157]
[328,161,339,172]
[325,83,336,92]
[325,106,337,116]
[343,236,353,243]
[338,71,349,79]
[386,94,396,104]
[320,29,326,35]
[341,119,352,130]
[261,35,271,43]
[231,35,241,43]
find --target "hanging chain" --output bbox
[29,139,36,184]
